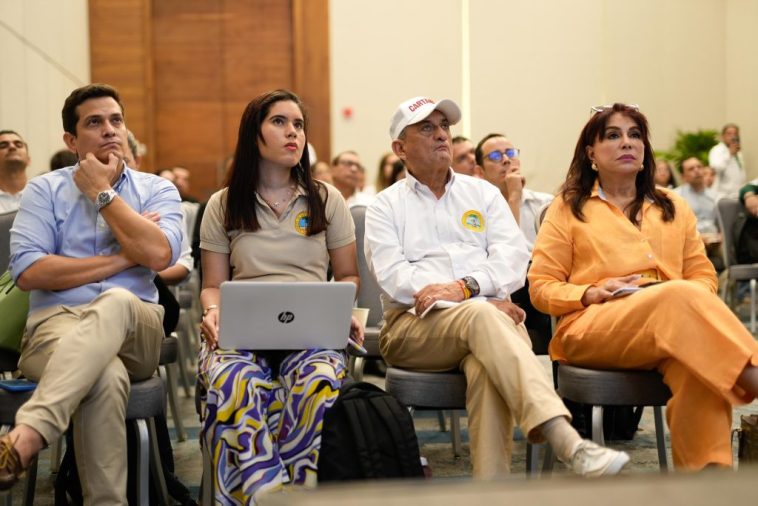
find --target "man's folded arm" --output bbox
[15,253,135,291]
[101,181,183,271]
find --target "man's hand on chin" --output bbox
[74,152,121,201]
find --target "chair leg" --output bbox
[134,419,151,506]
[750,279,756,334]
[160,364,187,442]
[49,436,63,473]
[352,356,366,381]
[147,419,171,506]
[437,410,447,432]
[591,405,605,446]
[201,439,214,506]
[450,410,462,458]
[542,444,555,475]
[525,442,539,478]
[173,328,194,398]
[21,455,37,506]
[653,406,668,472]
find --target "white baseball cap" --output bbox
[389,96,461,140]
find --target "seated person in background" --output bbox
[0,83,183,502]
[709,123,745,198]
[0,130,30,212]
[475,133,553,251]
[739,179,758,218]
[475,132,553,339]
[373,152,400,193]
[311,160,333,184]
[529,103,758,471]
[198,89,363,503]
[330,150,373,206]
[366,95,629,480]
[674,156,721,268]
[49,148,78,171]
[451,135,482,177]
[654,159,676,188]
[704,164,716,188]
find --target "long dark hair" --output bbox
[560,103,675,225]
[224,89,327,235]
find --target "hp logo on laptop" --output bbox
[277,311,295,324]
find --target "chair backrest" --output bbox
[0,210,17,271]
[715,197,742,267]
[350,205,384,327]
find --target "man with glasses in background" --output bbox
[475,133,553,252]
[330,150,373,206]
[365,96,629,481]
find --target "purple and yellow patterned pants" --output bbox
[198,345,346,505]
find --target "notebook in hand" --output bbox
[219,281,356,350]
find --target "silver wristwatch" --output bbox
[96,189,118,211]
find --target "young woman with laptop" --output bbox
[197,89,364,503]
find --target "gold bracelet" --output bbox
[202,305,219,318]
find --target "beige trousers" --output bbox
[380,300,570,479]
[16,287,164,506]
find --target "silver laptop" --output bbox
[219,281,356,350]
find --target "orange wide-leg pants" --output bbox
[552,280,758,470]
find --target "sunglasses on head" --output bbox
[590,103,640,115]
[485,148,520,162]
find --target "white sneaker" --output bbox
[566,440,630,477]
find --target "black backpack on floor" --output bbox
[318,380,424,481]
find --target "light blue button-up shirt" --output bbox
[9,164,183,313]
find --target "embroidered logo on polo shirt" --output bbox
[294,211,309,235]
[461,210,485,232]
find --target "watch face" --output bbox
[97,190,114,209]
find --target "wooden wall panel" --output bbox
[89,0,156,170]
[152,0,226,196]
[292,0,330,166]
[90,0,330,200]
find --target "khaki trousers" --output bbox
[553,280,758,470]
[380,300,570,479]
[16,288,164,506]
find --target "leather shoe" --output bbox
[0,433,25,491]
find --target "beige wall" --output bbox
[331,0,755,194]
[329,0,464,182]
[0,0,90,177]
[726,0,758,180]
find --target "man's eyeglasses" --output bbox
[590,104,640,115]
[485,148,520,162]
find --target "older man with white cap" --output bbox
[365,96,629,479]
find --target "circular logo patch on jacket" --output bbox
[461,210,485,232]
[294,211,309,235]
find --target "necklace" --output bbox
[260,185,295,210]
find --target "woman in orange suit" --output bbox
[529,103,758,470]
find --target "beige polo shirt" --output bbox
[200,182,355,282]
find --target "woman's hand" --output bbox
[200,306,220,350]
[581,274,641,306]
[349,315,365,346]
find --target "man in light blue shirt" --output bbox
[0,84,182,503]
[674,156,722,269]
